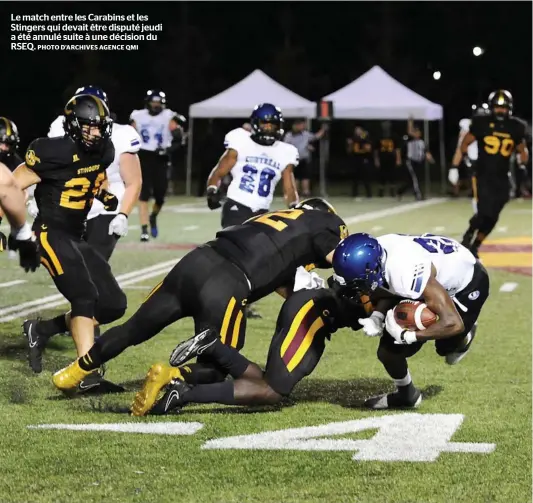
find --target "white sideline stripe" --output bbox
[0,264,177,322]
[499,282,518,293]
[0,259,180,320]
[0,280,27,288]
[344,198,448,225]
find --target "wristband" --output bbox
[370,311,385,322]
[207,185,218,193]
[118,212,129,219]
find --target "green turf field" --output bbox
[0,196,531,503]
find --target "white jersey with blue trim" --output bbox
[377,233,476,299]
[47,116,141,219]
[224,128,299,212]
[129,108,176,151]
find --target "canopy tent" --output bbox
[320,66,446,194]
[186,70,316,194]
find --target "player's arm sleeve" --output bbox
[286,144,299,167]
[313,215,349,265]
[23,139,53,175]
[223,129,243,151]
[388,256,432,300]
[117,126,142,155]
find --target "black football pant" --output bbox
[221,198,267,229]
[351,159,373,197]
[35,225,126,324]
[461,177,510,251]
[398,160,423,200]
[85,214,120,261]
[139,149,168,208]
[92,246,250,381]
[377,162,397,196]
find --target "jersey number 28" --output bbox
[60,172,106,211]
[239,165,277,197]
[414,235,458,255]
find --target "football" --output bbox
[394,300,438,331]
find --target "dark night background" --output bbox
[1,1,531,192]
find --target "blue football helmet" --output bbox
[145,89,167,116]
[250,103,284,146]
[73,85,109,107]
[332,233,386,293]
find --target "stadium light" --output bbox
[473,46,484,57]
[433,71,441,81]
[471,104,477,110]
[482,103,489,109]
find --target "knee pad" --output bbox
[96,291,127,325]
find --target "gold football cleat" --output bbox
[131,363,184,417]
[53,360,92,391]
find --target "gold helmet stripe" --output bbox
[0,117,12,137]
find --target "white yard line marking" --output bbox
[183,225,199,231]
[128,225,140,230]
[370,226,383,232]
[122,285,152,290]
[0,259,180,321]
[0,280,27,288]
[344,198,448,225]
[497,226,508,233]
[499,282,518,293]
[434,226,446,232]
[28,422,204,435]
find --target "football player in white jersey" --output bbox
[130,89,183,241]
[332,232,490,410]
[205,103,299,229]
[45,86,143,260]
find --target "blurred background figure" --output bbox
[283,119,327,197]
[374,120,402,197]
[168,113,188,195]
[0,117,22,172]
[346,126,373,198]
[398,120,435,200]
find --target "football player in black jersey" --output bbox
[132,283,366,416]
[9,95,127,388]
[374,121,402,197]
[52,198,350,396]
[0,162,40,271]
[455,90,529,258]
[0,117,22,172]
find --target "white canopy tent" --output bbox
[321,66,446,194]
[185,70,316,194]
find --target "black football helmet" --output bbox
[250,103,284,146]
[0,117,20,163]
[294,197,338,215]
[145,89,167,116]
[64,95,112,151]
[488,90,513,120]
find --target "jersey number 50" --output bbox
[483,135,514,157]
[239,165,277,197]
[60,172,106,210]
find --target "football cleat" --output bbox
[131,363,184,417]
[169,328,218,367]
[364,389,422,410]
[149,214,158,238]
[52,360,92,391]
[445,323,477,365]
[22,319,48,374]
[140,232,149,242]
[150,378,191,415]
[77,370,125,395]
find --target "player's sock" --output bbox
[78,346,102,371]
[179,363,227,385]
[37,315,68,338]
[141,224,148,235]
[194,339,250,379]
[393,370,417,397]
[151,203,162,216]
[183,380,236,405]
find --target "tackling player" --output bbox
[46,86,143,260]
[332,232,489,409]
[206,103,299,318]
[454,90,529,258]
[130,90,184,241]
[9,95,127,386]
[0,161,40,271]
[132,277,366,416]
[52,198,350,398]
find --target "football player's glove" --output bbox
[108,213,129,237]
[0,230,6,252]
[358,311,385,337]
[26,198,39,219]
[448,167,459,185]
[206,185,221,210]
[385,309,417,345]
[155,146,168,156]
[9,222,40,272]
[96,189,119,212]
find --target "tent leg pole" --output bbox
[423,120,430,198]
[439,118,446,195]
[186,118,194,197]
